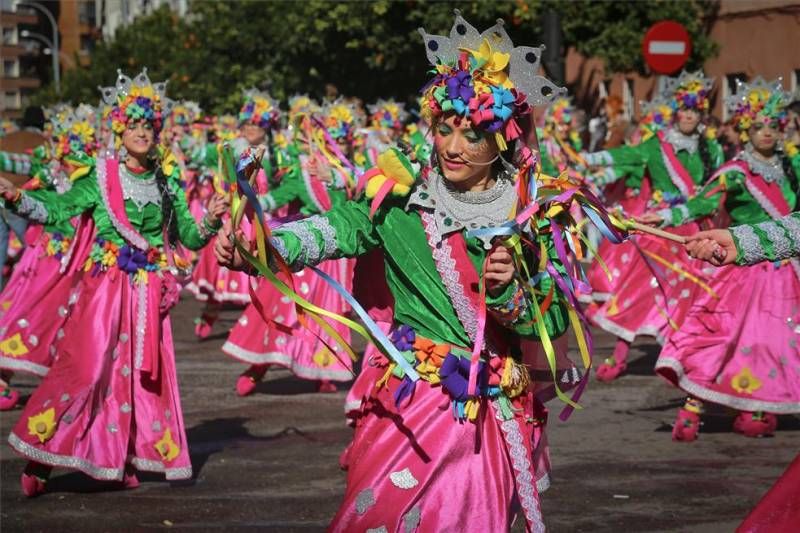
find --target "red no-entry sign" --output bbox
[642,21,692,74]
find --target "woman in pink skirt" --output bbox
[187,90,277,338]
[224,101,360,395]
[0,69,227,496]
[652,77,800,441]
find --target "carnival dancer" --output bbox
[224,99,360,396]
[582,71,724,382]
[650,77,800,441]
[0,68,227,496]
[0,106,98,411]
[216,13,610,531]
[187,89,278,338]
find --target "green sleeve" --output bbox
[732,212,800,265]
[272,197,380,270]
[660,172,736,227]
[12,172,98,224]
[261,164,301,212]
[584,142,649,188]
[166,168,216,250]
[485,225,569,339]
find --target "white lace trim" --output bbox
[492,400,545,533]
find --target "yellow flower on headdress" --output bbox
[154,428,181,461]
[28,407,57,443]
[0,333,29,357]
[129,83,156,100]
[730,366,762,395]
[463,38,512,89]
[330,105,354,125]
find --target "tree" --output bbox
[31,1,718,114]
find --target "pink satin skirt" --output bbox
[8,269,192,481]
[656,261,800,413]
[222,258,355,382]
[0,246,79,377]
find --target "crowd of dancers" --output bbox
[0,11,798,532]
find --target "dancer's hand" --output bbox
[485,246,515,297]
[686,229,736,266]
[636,212,663,227]
[310,156,332,182]
[206,193,229,226]
[214,219,247,271]
[0,177,19,202]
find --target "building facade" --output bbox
[565,0,800,121]
[0,0,41,119]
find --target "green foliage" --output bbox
[32,0,718,113]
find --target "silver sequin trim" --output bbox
[664,127,699,154]
[779,214,800,261]
[278,219,320,270]
[119,164,162,210]
[306,215,338,260]
[355,488,376,515]
[366,528,388,533]
[8,433,124,481]
[134,281,147,370]
[758,220,792,262]
[740,145,785,184]
[389,468,419,489]
[732,224,765,265]
[128,456,192,480]
[17,194,49,223]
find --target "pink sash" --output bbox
[658,130,698,197]
[97,155,150,251]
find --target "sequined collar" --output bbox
[738,144,785,184]
[119,164,162,210]
[407,168,517,248]
[664,127,699,154]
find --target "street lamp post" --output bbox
[18,1,60,94]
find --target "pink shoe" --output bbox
[317,380,338,393]
[672,407,701,442]
[21,472,46,498]
[123,466,139,489]
[236,365,269,397]
[194,315,215,339]
[595,357,626,383]
[733,412,777,438]
[0,387,19,411]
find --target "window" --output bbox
[723,73,747,121]
[78,0,96,26]
[4,91,20,111]
[3,59,18,77]
[80,34,94,53]
[792,69,800,95]
[2,27,15,45]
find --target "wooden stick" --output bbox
[628,221,687,244]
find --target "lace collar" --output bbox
[738,144,785,184]
[664,127,699,154]
[119,164,161,210]
[407,168,517,248]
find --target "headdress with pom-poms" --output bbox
[168,100,202,128]
[98,67,174,145]
[321,98,362,142]
[50,103,99,159]
[725,76,793,142]
[418,9,566,152]
[288,94,321,127]
[368,99,409,132]
[663,69,714,114]
[214,114,239,142]
[238,89,281,131]
[638,94,674,140]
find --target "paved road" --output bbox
[1,295,797,532]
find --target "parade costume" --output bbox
[0,108,97,385]
[187,90,277,337]
[655,78,800,441]
[6,70,218,493]
[228,13,616,531]
[224,101,359,394]
[583,71,723,382]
